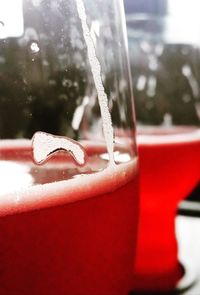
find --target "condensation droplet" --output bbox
[182,94,191,103]
[30,41,40,53]
[155,44,164,56]
[32,0,42,6]
[0,21,5,29]
[182,64,191,77]
[145,100,154,110]
[148,55,158,71]
[195,102,200,120]
[73,81,78,88]
[181,47,190,55]
[162,113,172,127]
[146,75,157,97]
[59,94,68,101]
[0,56,5,64]
[137,75,146,91]
[48,79,57,86]
[27,95,34,102]
[62,79,72,87]
[42,60,49,66]
[140,40,151,53]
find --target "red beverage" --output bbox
[132,126,200,292]
[0,140,139,295]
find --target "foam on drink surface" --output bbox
[0,140,138,216]
[75,0,115,165]
[32,132,86,166]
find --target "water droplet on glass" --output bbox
[162,113,172,127]
[182,94,191,103]
[145,101,154,110]
[42,59,49,66]
[195,102,200,120]
[59,94,68,101]
[182,64,191,77]
[146,75,157,97]
[140,40,151,53]
[181,47,190,55]
[73,81,78,88]
[32,0,42,6]
[30,41,40,53]
[62,79,72,87]
[155,44,164,56]
[137,75,146,91]
[27,95,33,102]
[0,56,5,64]
[48,79,57,86]
[149,55,158,71]
[119,79,127,92]
[0,21,5,29]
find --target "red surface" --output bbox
[132,128,200,292]
[0,145,139,295]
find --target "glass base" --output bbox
[130,262,196,294]
[176,262,197,293]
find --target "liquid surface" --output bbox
[0,140,137,216]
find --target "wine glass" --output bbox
[126,0,200,292]
[0,1,139,295]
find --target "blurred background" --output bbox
[124,0,200,216]
[124,1,200,293]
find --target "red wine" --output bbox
[132,126,200,292]
[0,140,139,295]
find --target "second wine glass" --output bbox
[126,0,200,292]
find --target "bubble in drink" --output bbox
[32,131,86,166]
[75,0,115,165]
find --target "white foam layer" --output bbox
[137,128,200,145]
[32,132,86,166]
[0,157,138,217]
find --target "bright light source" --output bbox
[166,0,200,44]
[0,0,24,39]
